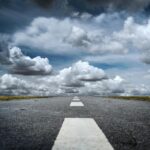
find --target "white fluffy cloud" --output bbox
[1,60,149,96]
[13,15,127,55]
[56,61,127,95]
[12,14,150,64]
[9,47,52,75]
[78,75,125,95]
[1,13,150,96]
[114,17,150,64]
[65,26,89,47]
[123,83,150,96]
[57,60,107,87]
[0,61,127,96]
[0,74,61,96]
[13,18,75,54]
[0,74,30,95]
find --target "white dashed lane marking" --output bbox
[72,98,80,101]
[72,96,80,101]
[74,96,79,99]
[70,102,84,107]
[52,118,114,150]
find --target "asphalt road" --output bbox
[0,96,150,150]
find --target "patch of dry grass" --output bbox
[108,96,150,102]
[0,96,50,101]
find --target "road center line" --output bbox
[72,98,80,101]
[52,118,114,150]
[74,96,79,99]
[70,102,84,107]
[72,96,80,101]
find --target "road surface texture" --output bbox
[0,96,150,150]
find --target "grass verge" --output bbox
[108,96,150,102]
[0,96,50,101]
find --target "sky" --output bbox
[0,0,150,96]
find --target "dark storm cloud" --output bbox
[0,42,9,64]
[87,0,150,10]
[0,0,56,33]
[0,35,11,64]
[68,0,150,14]
[0,0,150,33]
[32,0,54,8]
[30,0,150,14]
[1,0,149,13]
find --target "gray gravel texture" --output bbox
[0,96,150,150]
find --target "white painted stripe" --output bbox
[73,96,79,99]
[72,98,80,101]
[52,118,114,150]
[72,96,80,101]
[70,102,84,107]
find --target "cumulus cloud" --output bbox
[9,47,52,75]
[13,13,150,59]
[103,76,125,94]
[1,1,150,97]
[78,75,125,95]
[57,60,107,87]
[0,74,31,95]
[13,17,75,54]
[114,17,150,64]
[13,15,128,54]
[0,61,127,96]
[0,74,59,96]
[1,60,148,96]
[0,44,53,75]
[1,71,149,96]
[42,60,125,96]
[123,83,150,96]
[65,26,89,47]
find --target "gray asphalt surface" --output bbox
[0,96,150,150]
